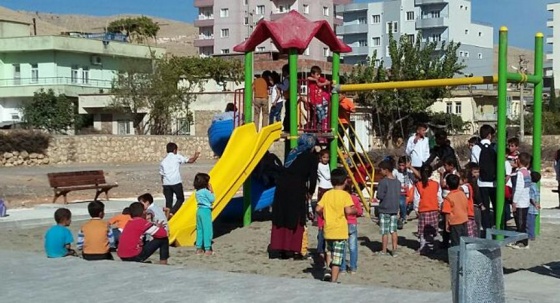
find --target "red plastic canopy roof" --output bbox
[233,10,352,54]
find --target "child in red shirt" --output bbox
[307,65,331,131]
[117,202,169,265]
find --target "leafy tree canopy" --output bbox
[346,32,466,146]
[107,16,160,43]
[21,89,76,134]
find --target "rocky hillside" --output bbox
[0,6,198,56]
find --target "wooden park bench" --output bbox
[47,170,118,204]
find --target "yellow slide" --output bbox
[169,122,282,246]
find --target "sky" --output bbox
[0,0,553,49]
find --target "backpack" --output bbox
[478,142,497,182]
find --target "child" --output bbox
[108,207,131,247]
[413,165,443,253]
[44,208,76,258]
[459,170,479,238]
[316,149,332,265]
[439,156,459,198]
[117,202,169,264]
[77,201,115,260]
[374,160,401,256]
[307,66,331,131]
[316,168,357,283]
[340,182,363,273]
[160,142,200,216]
[269,71,284,124]
[394,156,414,225]
[527,171,541,241]
[194,173,215,256]
[138,193,168,231]
[441,174,469,247]
[510,152,532,249]
[351,153,372,191]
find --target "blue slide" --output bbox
[208,120,276,219]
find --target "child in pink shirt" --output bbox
[341,182,363,273]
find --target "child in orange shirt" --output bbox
[108,207,131,247]
[459,170,478,238]
[441,174,469,247]
[413,165,442,254]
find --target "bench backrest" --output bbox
[48,170,107,188]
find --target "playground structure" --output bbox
[168,11,544,246]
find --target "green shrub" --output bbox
[0,131,51,153]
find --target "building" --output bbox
[548,2,560,88]
[194,0,351,59]
[336,0,494,76]
[0,19,165,133]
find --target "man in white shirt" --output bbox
[160,142,200,216]
[470,124,497,232]
[405,123,430,169]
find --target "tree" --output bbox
[21,89,76,134]
[549,77,558,113]
[111,56,244,135]
[107,16,160,43]
[346,33,466,146]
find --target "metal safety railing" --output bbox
[337,119,375,215]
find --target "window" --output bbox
[221,28,229,37]
[82,66,89,84]
[176,118,191,135]
[323,6,329,16]
[460,51,464,57]
[323,47,330,57]
[393,21,398,33]
[478,32,483,37]
[71,65,79,83]
[478,53,483,59]
[406,11,415,21]
[303,4,309,14]
[221,49,230,54]
[446,102,453,114]
[244,0,248,5]
[385,45,390,57]
[256,5,265,15]
[455,102,462,114]
[372,14,380,24]
[117,120,131,135]
[358,17,366,24]
[304,47,310,56]
[465,51,470,58]
[386,22,392,33]
[257,46,265,52]
[278,5,290,13]
[432,33,441,42]
[430,10,440,18]
[244,17,249,25]
[407,34,415,44]
[13,64,20,84]
[220,8,229,18]
[465,6,468,10]
[372,37,381,46]
[31,63,38,83]
[358,39,367,47]
[465,29,469,35]
[11,113,20,121]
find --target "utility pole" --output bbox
[518,55,529,142]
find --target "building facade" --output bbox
[194,0,351,59]
[336,0,493,76]
[0,19,165,133]
[548,3,560,88]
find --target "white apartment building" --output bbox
[194,0,351,60]
[547,2,560,88]
[336,0,494,76]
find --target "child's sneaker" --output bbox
[323,271,332,282]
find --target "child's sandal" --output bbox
[195,249,204,255]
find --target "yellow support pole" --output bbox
[339,75,498,92]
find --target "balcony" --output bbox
[334,15,343,26]
[194,15,214,27]
[350,46,368,56]
[547,35,554,45]
[194,0,213,8]
[421,40,446,50]
[414,0,448,5]
[476,113,497,122]
[336,23,368,35]
[547,52,554,61]
[416,17,449,29]
[335,3,368,13]
[194,35,215,47]
[0,77,112,98]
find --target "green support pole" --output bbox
[243,51,253,227]
[289,49,298,149]
[533,33,544,235]
[330,52,341,169]
[495,27,508,232]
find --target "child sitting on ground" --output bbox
[413,165,443,254]
[108,207,131,248]
[117,202,169,264]
[194,173,216,256]
[316,149,332,267]
[138,193,168,231]
[340,182,363,273]
[44,208,76,258]
[441,174,469,247]
[528,172,541,241]
[316,168,357,283]
[77,201,114,260]
[374,160,401,257]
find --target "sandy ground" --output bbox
[2,214,559,292]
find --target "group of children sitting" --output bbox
[44,172,217,263]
